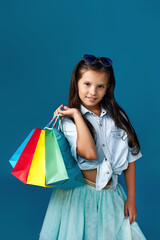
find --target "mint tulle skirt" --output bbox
[39,179,146,240]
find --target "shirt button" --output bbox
[110,162,112,166]
[100,123,103,126]
[106,171,110,174]
[102,144,105,147]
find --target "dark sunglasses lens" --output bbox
[83,54,96,63]
[100,57,113,66]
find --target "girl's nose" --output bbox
[89,87,96,95]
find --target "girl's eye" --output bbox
[85,83,104,88]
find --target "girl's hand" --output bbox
[54,104,79,119]
[124,197,137,224]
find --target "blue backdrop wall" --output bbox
[1,0,159,239]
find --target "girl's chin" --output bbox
[82,99,100,107]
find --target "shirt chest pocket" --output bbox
[109,129,128,154]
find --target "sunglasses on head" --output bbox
[82,54,113,67]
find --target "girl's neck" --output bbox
[82,103,102,116]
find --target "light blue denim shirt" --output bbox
[59,103,142,191]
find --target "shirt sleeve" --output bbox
[127,148,142,163]
[59,117,79,162]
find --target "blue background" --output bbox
[1,0,159,239]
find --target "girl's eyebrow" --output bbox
[84,80,107,85]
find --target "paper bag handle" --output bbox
[44,113,64,133]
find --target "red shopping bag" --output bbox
[11,128,42,183]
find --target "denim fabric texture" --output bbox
[59,104,142,191]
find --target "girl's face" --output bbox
[77,70,109,111]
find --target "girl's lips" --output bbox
[87,97,97,102]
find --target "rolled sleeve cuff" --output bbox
[127,149,142,163]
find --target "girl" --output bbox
[39,54,146,239]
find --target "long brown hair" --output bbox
[67,59,141,155]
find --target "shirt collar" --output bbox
[80,103,108,117]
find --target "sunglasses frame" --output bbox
[82,54,113,67]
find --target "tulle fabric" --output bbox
[39,182,146,240]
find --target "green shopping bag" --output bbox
[45,114,86,189]
[45,127,69,185]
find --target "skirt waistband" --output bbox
[84,178,111,190]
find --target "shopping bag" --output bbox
[45,114,86,189]
[11,128,42,184]
[26,129,47,187]
[9,129,35,168]
[27,127,68,187]
[9,113,85,189]
[9,118,69,187]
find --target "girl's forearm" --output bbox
[124,162,136,199]
[73,110,97,160]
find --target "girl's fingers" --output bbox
[129,215,133,224]
[124,207,128,219]
[129,213,137,224]
[54,105,64,115]
[57,105,63,112]
[131,214,137,224]
[58,109,64,113]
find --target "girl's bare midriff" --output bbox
[81,168,112,185]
